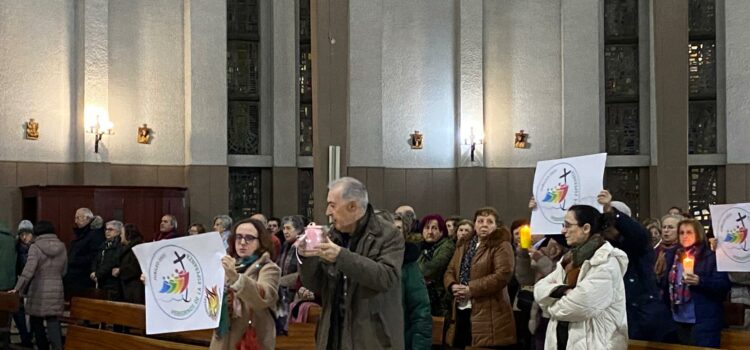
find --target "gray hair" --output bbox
[212,215,233,231]
[328,177,369,210]
[17,220,34,234]
[281,215,305,233]
[106,220,124,232]
[660,214,683,225]
[76,208,94,220]
[164,214,178,229]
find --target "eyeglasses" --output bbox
[561,222,580,229]
[236,234,258,244]
[105,227,118,232]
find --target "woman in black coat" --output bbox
[115,224,145,304]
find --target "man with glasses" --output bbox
[90,221,124,301]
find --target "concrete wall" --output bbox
[0,0,77,163]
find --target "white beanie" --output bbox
[17,219,34,233]
[610,201,632,217]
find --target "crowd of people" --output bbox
[1,176,748,349]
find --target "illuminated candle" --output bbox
[683,256,694,275]
[520,225,532,249]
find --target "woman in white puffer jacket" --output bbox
[534,205,629,350]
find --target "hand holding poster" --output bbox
[133,233,226,334]
[710,203,750,271]
[530,153,606,235]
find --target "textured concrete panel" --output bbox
[111,165,158,186]
[484,0,563,167]
[16,163,48,187]
[726,1,750,163]
[432,169,457,216]
[158,166,186,187]
[348,0,384,167]
[108,0,185,165]
[272,0,298,167]
[0,162,17,187]
[366,168,385,210]
[47,163,76,185]
[406,169,433,216]
[381,0,456,168]
[0,0,76,163]
[457,167,487,218]
[486,168,510,217]
[383,168,407,213]
[272,167,298,217]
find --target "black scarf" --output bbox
[459,236,479,285]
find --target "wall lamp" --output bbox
[463,127,484,162]
[85,112,114,153]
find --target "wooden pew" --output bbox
[721,328,750,349]
[66,325,205,350]
[276,322,316,350]
[432,316,444,346]
[627,340,719,350]
[0,292,20,313]
[68,297,212,345]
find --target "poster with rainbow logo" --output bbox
[530,153,607,235]
[133,233,226,334]
[710,203,750,271]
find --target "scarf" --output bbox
[459,236,479,285]
[561,234,605,288]
[216,254,260,337]
[668,246,696,309]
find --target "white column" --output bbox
[272,0,298,167]
[726,0,750,164]
[183,0,227,165]
[458,0,484,167]
[76,0,109,162]
[561,0,603,157]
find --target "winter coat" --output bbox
[16,241,30,276]
[534,241,629,350]
[0,230,16,290]
[14,234,67,317]
[91,238,123,299]
[606,208,676,341]
[118,240,145,304]
[402,242,432,350]
[417,237,455,317]
[661,244,730,348]
[65,217,105,293]
[299,206,405,350]
[210,252,280,350]
[444,228,516,347]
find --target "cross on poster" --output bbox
[530,153,607,235]
[710,203,750,271]
[133,233,226,334]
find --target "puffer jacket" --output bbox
[534,241,629,350]
[14,234,68,317]
[402,242,432,350]
[417,236,455,316]
[444,228,516,347]
[0,229,16,290]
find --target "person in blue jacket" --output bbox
[597,190,677,342]
[661,218,730,348]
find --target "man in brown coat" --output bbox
[11,221,67,350]
[299,177,405,350]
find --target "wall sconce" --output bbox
[514,129,528,149]
[463,127,484,162]
[85,112,114,153]
[410,130,423,149]
[137,124,151,144]
[25,118,39,140]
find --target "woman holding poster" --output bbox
[533,205,629,350]
[660,219,730,348]
[211,218,280,350]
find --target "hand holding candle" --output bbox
[520,225,532,249]
[683,256,694,275]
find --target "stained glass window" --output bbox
[604,0,639,156]
[689,166,719,229]
[229,167,261,221]
[688,0,717,155]
[299,0,313,156]
[605,167,641,219]
[298,169,314,220]
[689,101,717,154]
[228,0,260,155]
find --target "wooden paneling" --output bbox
[21,186,187,244]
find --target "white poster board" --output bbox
[530,153,607,235]
[710,203,750,272]
[133,233,226,334]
